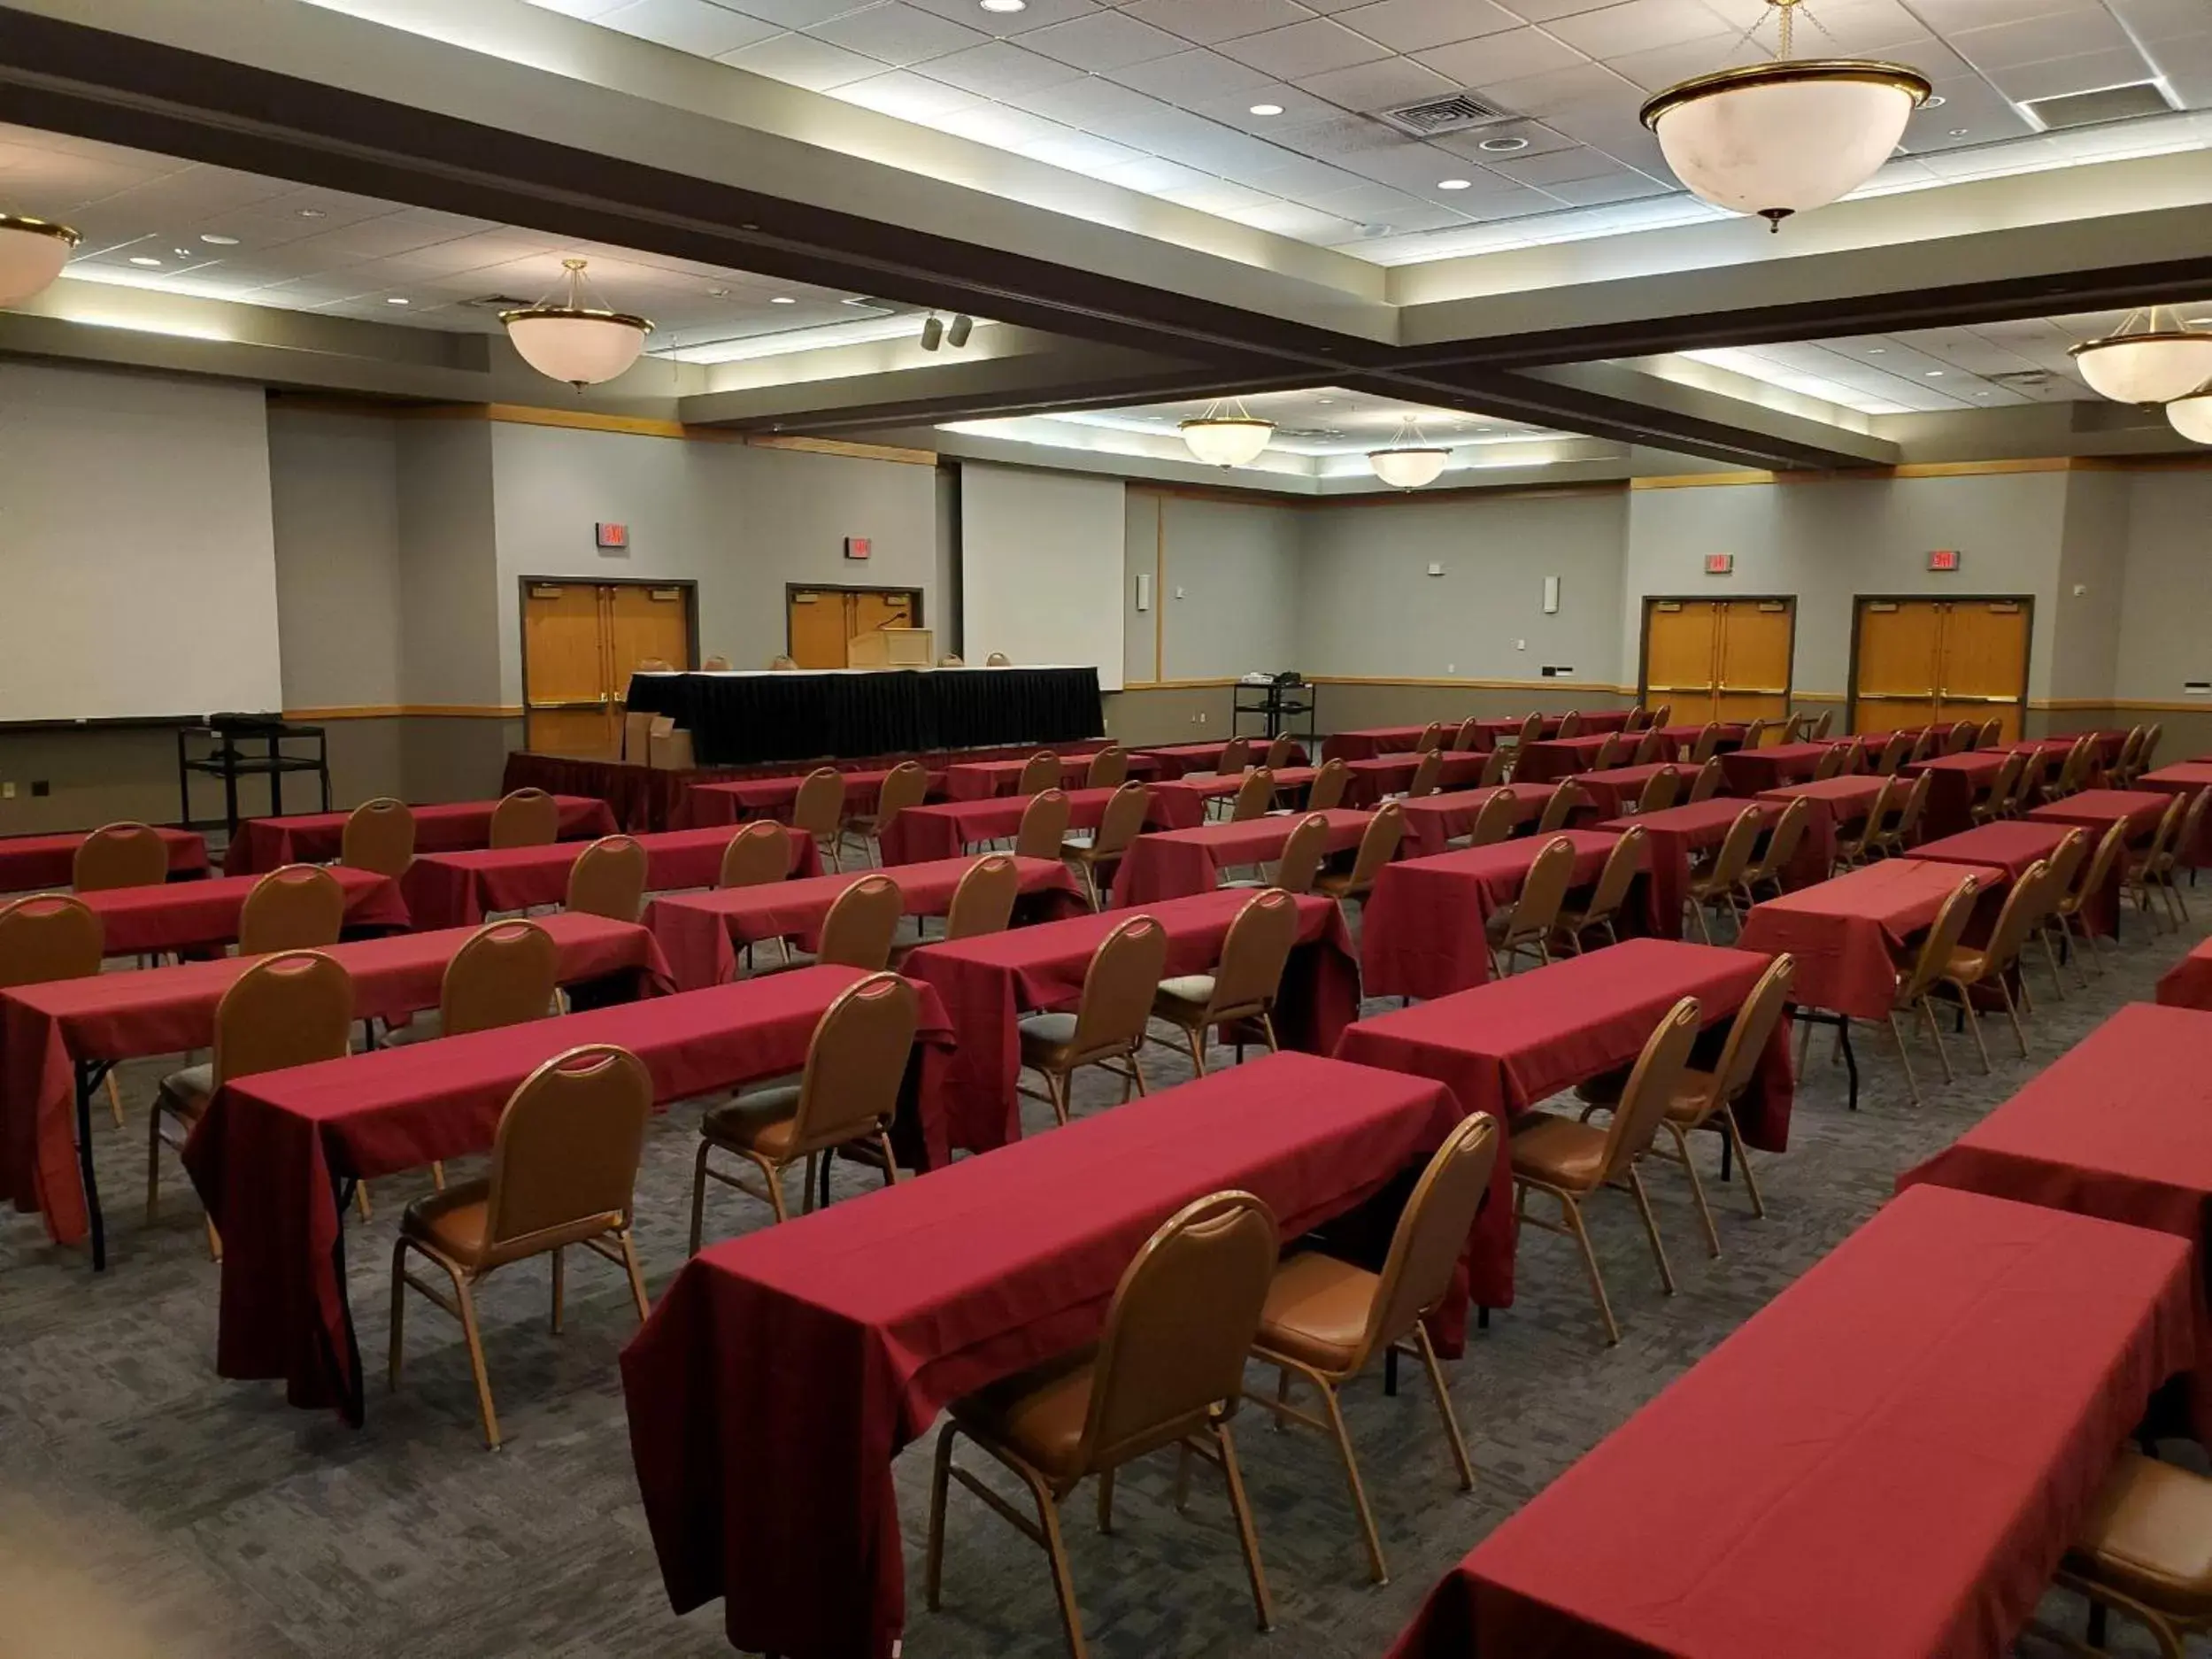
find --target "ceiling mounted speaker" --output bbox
[947,313,973,348]
[920,313,944,351]
[0,214,80,305]
[501,258,651,388]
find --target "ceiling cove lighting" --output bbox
[2069,308,2212,405]
[0,214,81,303]
[501,258,652,389]
[1179,399,1273,467]
[2168,393,2212,444]
[1368,418,1449,489]
[1639,0,1930,230]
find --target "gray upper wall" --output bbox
[268,406,404,711]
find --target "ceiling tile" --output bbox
[1494,0,1644,21]
[1010,73,1180,125]
[1598,33,1757,90]
[1094,154,1219,191]
[1475,59,1644,112]
[1786,0,1937,53]
[1306,182,1472,228]
[1544,0,1740,58]
[913,38,1087,93]
[597,0,785,54]
[1220,198,1365,238]
[1946,7,2136,69]
[1431,117,1584,157]
[1541,167,1673,202]
[1900,0,2104,33]
[828,67,990,118]
[1119,0,1319,45]
[1154,178,1279,212]
[897,0,1100,28]
[1266,110,1411,155]
[1104,46,1280,99]
[1416,27,1592,84]
[1485,143,1637,183]
[1986,45,2158,97]
[718,0,878,26]
[1021,10,1190,69]
[1215,18,1395,77]
[1328,0,1524,52]
[1184,81,1347,130]
[1293,55,1461,107]
[2111,0,2212,43]
[805,2,989,65]
[718,30,883,83]
[1239,153,1383,194]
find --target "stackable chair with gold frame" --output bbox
[1534,782,1585,835]
[1062,783,1149,911]
[2055,822,2130,978]
[790,768,847,873]
[1739,718,1770,752]
[1865,770,1932,860]
[815,874,902,972]
[1149,887,1299,1076]
[1015,790,1074,860]
[1635,767,1682,814]
[1831,775,1897,872]
[1741,798,1812,907]
[1971,752,2027,826]
[1250,1114,1499,1585]
[1486,834,1576,975]
[390,1043,652,1449]
[1463,787,1521,849]
[1263,733,1300,768]
[717,821,797,968]
[1213,736,1252,776]
[1413,721,1447,753]
[895,853,1020,966]
[1932,858,2055,1069]
[1401,751,1444,800]
[1314,800,1402,910]
[1304,758,1351,812]
[1259,813,1331,895]
[1882,873,1984,1105]
[488,788,559,850]
[1684,806,1765,943]
[1508,997,1699,1345]
[403,919,564,1190]
[1686,756,1725,802]
[1449,718,1484,752]
[1812,744,1847,782]
[925,1191,1280,1659]
[1016,914,1168,1125]
[73,822,169,892]
[566,836,648,923]
[1632,728,1666,766]
[238,864,346,954]
[1591,734,1630,769]
[1477,747,1511,789]
[690,972,917,1245]
[1085,745,1130,789]
[1687,723,1724,765]
[0,894,115,1123]
[1555,711,1584,739]
[2018,828,2087,999]
[1514,713,1544,753]
[1017,751,1064,797]
[1224,767,1276,823]
[842,761,929,868]
[340,799,415,877]
[2048,1451,2212,1659]
[1553,826,1646,953]
[2126,790,2201,930]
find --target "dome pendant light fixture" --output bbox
[2166,390,2212,444]
[1178,398,1273,467]
[1367,417,1449,490]
[1639,0,1929,231]
[0,213,80,305]
[501,258,653,389]
[2070,307,2212,405]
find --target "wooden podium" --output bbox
[847,626,933,667]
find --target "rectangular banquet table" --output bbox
[1322,725,1432,762]
[1399,783,1553,859]
[187,963,948,1424]
[1910,820,2121,935]
[0,912,671,1262]
[1718,740,1828,793]
[1568,761,1691,821]
[1337,938,1793,1313]
[877,785,1129,864]
[2139,763,2212,863]
[898,888,1359,1164]
[1360,829,1656,1000]
[1758,774,1887,887]
[1734,857,2004,1022]
[80,867,408,960]
[1653,721,1746,759]
[1513,731,1614,783]
[1344,751,1491,806]
[621,1050,1465,1659]
[1383,1184,2193,1659]
[398,825,818,931]
[1111,808,1375,907]
[1901,1001,2212,1425]
[939,752,1094,801]
[1143,768,1321,830]
[221,796,615,875]
[685,768,945,825]
[644,855,1087,991]
[1129,739,1306,779]
[2027,788,2172,854]
[1599,798,1777,933]
[625,665,1105,768]
[2164,935,2212,1009]
[0,826,209,892]
[1901,749,2010,839]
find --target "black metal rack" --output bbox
[176,716,330,837]
[1232,674,1318,744]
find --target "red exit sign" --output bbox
[844,536,871,560]
[595,521,628,550]
[1704,552,1734,575]
[1928,548,1962,571]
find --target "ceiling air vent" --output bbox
[1376,92,1514,137]
[465,294,532,311]
[2021,81,2174,131]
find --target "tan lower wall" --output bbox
[1103,684,1242,746]
[1306,680,1630,733]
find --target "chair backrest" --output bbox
[1632,729,1664,766]
[1450,718,1484,752]
[790,768,846,840]
[1687,757,1724,802]
[1781,714,1807,745]
[1265,734,1299,768]
[2142,791,2186,870]
[1889,770,1933,840]
[1651,702,1673,727]
[1365,1114,1502,1351]
[1636,768,1681,814]
[1510,835,1578,936]
[1906,728,1938,765]
[2140,723,2163,774]
[480,1044,652,1262]
[0,894,102,988]
[1535,782,1584,834]
[1682,954,1797,1124]
[1707,805,1766,888]
[1842,776,1895,849]
[1086,745,1129,790]
[1624,706,1651,734]
[698,654,729,671]
[1596,997,1703,1177]
[1516,713,1543,747]
[2116,726,2146,776]
[1077,1190,1278,1471]
[1984,751,2025,810]
[790,972,921,1150]
[1468,789,1520,847]
[2168,789,2212,872]
[1304,758,1350,812]
[1339,801,1403,891]
[1873,734,1911,775]
[238,864,346,955]
[212,950,355,1086]
[1229,767,1276,822]
[2041,828,2088,905]
[1899,875,1983,1000]
[2007,750,2046,814]
[985,652,1013,667]
[1944,721,1975,753]
[1478,748,1510,788]
[1980,860,2053,972]
[1740,718,1769,751]
[2071,821,2131,912]
[566,834,648,922]
[770,655,798,670]
[819,874,902,970]
[2057,736,2093,793]
[1977,715,2000,749]
[874,761,930,823]
[634,658,673,672]
[944,854,1021,940]
[1555,711,1583,738]
[1014,788,1073,859]
[1204,888,1301,1015]
[1405,751,1443,800]
[1583,826,1646,918]
[442,918,560,1038]
[1017,751,1062,797]
[1750,799,1810,881]
[1071,914,1171,1054]
[489,788,559,850]
[936,654,963,667]
[1272,814,1331,893]
[1813,744,1846,781]
[1689,723,1723,764]
[341,799,416,877]
[1414,721,1446,753]
[1090,782,1152,860]
[719,821,793,888]
[1215,737,1252,775]
[1593,734,1629,768]
[1811,709,1834,739]
[73,822,169,892]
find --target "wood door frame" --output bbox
[1636,594,1799,707]
[782,582,925,657]
[1846,593,2033,734]
[518,575,701,738]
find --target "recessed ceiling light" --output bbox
[1248,103,1283,116]
[386,296,410,305]
[200,233,239,246]
[1868,347,1886,354]
[1314,397,1337,405]
[1948,127,1969,136]
[297,208,326,220]
[1925,369,1943,376]
[1437,178,1473,190]
[1478,135,1529,153]
[172,247,194,258]
[770,295,797,305]
[127,256,161,266]
[1923,95,1946,107]
[979,0,1024,11]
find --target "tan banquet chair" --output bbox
[1414,721,1447,754]
[985,652,1013,667]
[1303,758,1351,812]
[690,972,918,1245]
[1882,873,1984,1106]
[1555,711,1583,739]
[1402,751,1443,800]
[1449,718,1484,752]
[1266,813,1332,895]
[1685,805,1766,943]
[817,874,902,971]
[1149,888,1299,1076]
[1227,768,1276,823]
[1488,834,1577,974]
[1535,782,1585,835]
[73,822,169,892]
[1688,724,1725,765]
[1015,789,1073,860]
[1971,751,2026,826]
[0,894,115,1123]
[1085,745,1130,790]
[791,768,847,873]
[1017,751,1063,797]
[2025,828,2088,998]
[238,864,346,956]
[1214,737,1252,776]
[1477,748,1511,789]
[926,1192,1279,1659]
[1832,775,1896,871]
[701,654,731,671]
[341,799,416,877]
[1632,729,1665,766]
[1264,734,1299,768]
[1741,797,1812,906]
[444,919,561,1040]
[1064,783,1150,910]
[770,655,798,670]
[1813,745,1847,782]
[1686,757,1725,803]
[566,835,648,923]
[897,854,1021,962]
[488,789,559,850]
[1465,788,1520,849]
[719,821,794,889]
[844,761,929,868]
[1553,825,1646,953]
[1635,768,1681,814]
[1016,914,1168,1125]
[2055,821,2130,978]
[2054,1451,2212,1659]
[1314,801,1402,908]
[1866,770,1932,860]
[389,1043,652,1449]
[1932,859,2053,1069]
[2126,790,2201,930]
[1509,997,1699,1344]
[1251,1114,1499,1584]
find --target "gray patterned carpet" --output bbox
[4,888,2208,1659]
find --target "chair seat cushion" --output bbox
[1018,1011,1081,1069]
[2069,1451,2212,1617]
[158,1061,215,1115]
[401,1178,492,1262]
[1666,1067,1720,1123]
[951,1346,1096,1481]
[1255,1251,1376,1375]
[1508,1111,1609,1189]
[1152,974,1215,1021]
[1943,947,1989,979]
[701,1084,802,1160]
[1313,872,1355,897]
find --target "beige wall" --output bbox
[269,406,405,711]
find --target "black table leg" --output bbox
[74,1060,109,1271]
[1384,1347,1399,1395]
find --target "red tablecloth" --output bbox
[1758,775,1887,887]
[0,826,208,892]
[221,797,615,876]
[1900,750,2008,840]
[79,867,407,959]
[1718,742,1828,794]
[1111,808,1376,907]
[2027,788,2171,846]
[1735,857,2003,1020]
[940,754,1096,800]
[685,768,944,825]
[644,855,1086,991]
[1360,829,1659,1000]
[187,963,945,1422]
[2139,763,2212,863]
[622,1050,1464,1659]
[1343,752,1491,806]
[1568,761,1692,821]
[1129,739,1306,780]
[2162,937,2212,1009]
[877,786,1126,865]
[398,825,817,932]
[1653,721,1746,760]
[1144,769,1322,830]
[1911,821,2119,936]
[1599,798,1777,931]
[1337,938,1793,1314]
[1399,783,1553,859]
[1,913,671,1247]
[1386,1184,2194,1659]
[1322,725,1430,762]
[899,888,1359,1165]
[1514,732,1613,783]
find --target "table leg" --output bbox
[266,736,284,818]
[74,1060,110,1272]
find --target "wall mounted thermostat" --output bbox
[595,521,628,551]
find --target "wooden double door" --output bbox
[522,579,695,758]
[1851,597,2030,741]
[787,586,922,669]
[1641,598,1795,726]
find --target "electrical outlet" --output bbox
[1195,712,1206,724]
[1515,639,1526,651]
[0,782,12,799]
[1446,663,1455,674]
